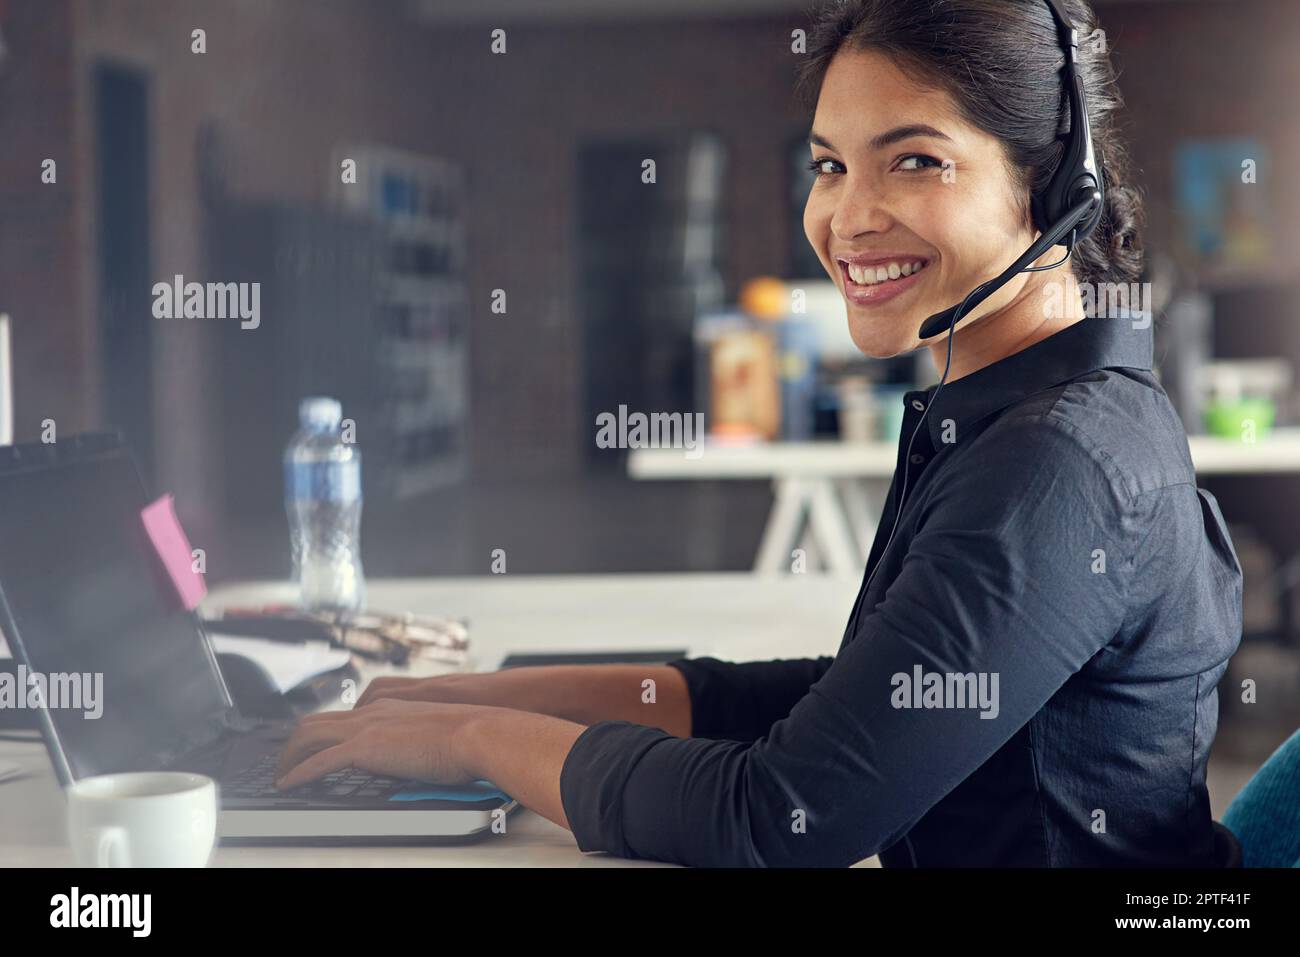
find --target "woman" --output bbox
[275,0,1244,867]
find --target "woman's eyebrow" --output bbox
[808,124,953,151]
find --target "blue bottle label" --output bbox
[286,459,362,503]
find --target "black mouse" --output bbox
[216,652,294,721]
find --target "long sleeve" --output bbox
[666,656,834,741]
[559,419,1135,866]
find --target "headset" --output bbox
[860,0,1105,866]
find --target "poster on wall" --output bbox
[1174,138,1273,278]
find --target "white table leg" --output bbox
[808,479,864,577]
[834,476,881,560]
[754,477,812,575]
[795,519,821,571]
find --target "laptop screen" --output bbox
[0,439,232,783]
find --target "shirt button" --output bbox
[910,453,925,465]
[911,399,926,411]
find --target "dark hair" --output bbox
[796,0,1144,290]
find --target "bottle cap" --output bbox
[299,396,342,429]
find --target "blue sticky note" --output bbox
[388,779,509,803]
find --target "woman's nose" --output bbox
[830,184,893,241]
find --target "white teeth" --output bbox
[845,259,927,285]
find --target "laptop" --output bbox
[0,433,515,844]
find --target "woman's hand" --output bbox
[274,697,491,790]
[353,672,486,709]
[354,664,693,738]
[273,697,587,830]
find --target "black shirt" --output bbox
[559,315,1244,866]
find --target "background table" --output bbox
[630,429,1300,576]
[0,573,867,867]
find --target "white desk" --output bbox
[0,573,865,867]
[630,429,1300,576]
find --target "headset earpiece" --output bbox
[1033,0,1104,243]
[915,0,1106,341]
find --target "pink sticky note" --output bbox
[141,495,207,611]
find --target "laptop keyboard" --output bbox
[222,754,407,801]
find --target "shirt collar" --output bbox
[910,315,1155,450]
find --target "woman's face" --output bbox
[803,48,1041,358]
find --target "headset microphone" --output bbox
[915,190,1098,340]
[916,0,1103,343]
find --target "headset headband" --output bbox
[1033,0,1104,241]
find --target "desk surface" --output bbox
[629,429,1300,479]
[0,573,862,867]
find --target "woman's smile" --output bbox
[836,254,933,307]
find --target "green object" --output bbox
[1204,398,1274,439]
[875,387,909,442]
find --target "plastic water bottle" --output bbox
[284,397,365,611]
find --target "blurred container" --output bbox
[739,275,789,321]
[695,309,781,441]
[285,397,365,611]
[1200,360,1288,439]
[778,317,818,440]
[1205,398,1275,439]
[710,330,780,440]
[837,377,876,444]
[875,385,910,443]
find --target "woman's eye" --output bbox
[807,155,943,179]
[897,154,943,172]
[806,157,843,178]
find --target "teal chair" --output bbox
[1222,728,1300,867]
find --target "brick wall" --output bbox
[3,0,1298,574]
[0,0,93,437]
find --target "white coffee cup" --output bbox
[66,771,217,867]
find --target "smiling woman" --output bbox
[798,0,1143,372]
[274,0,1244,871]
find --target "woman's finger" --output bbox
[294,707,358,723]
[356,686,422,708]
[355,676,422,707]
[275,742,358,790]
[356,681,431,712]
[275,717,359,776]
